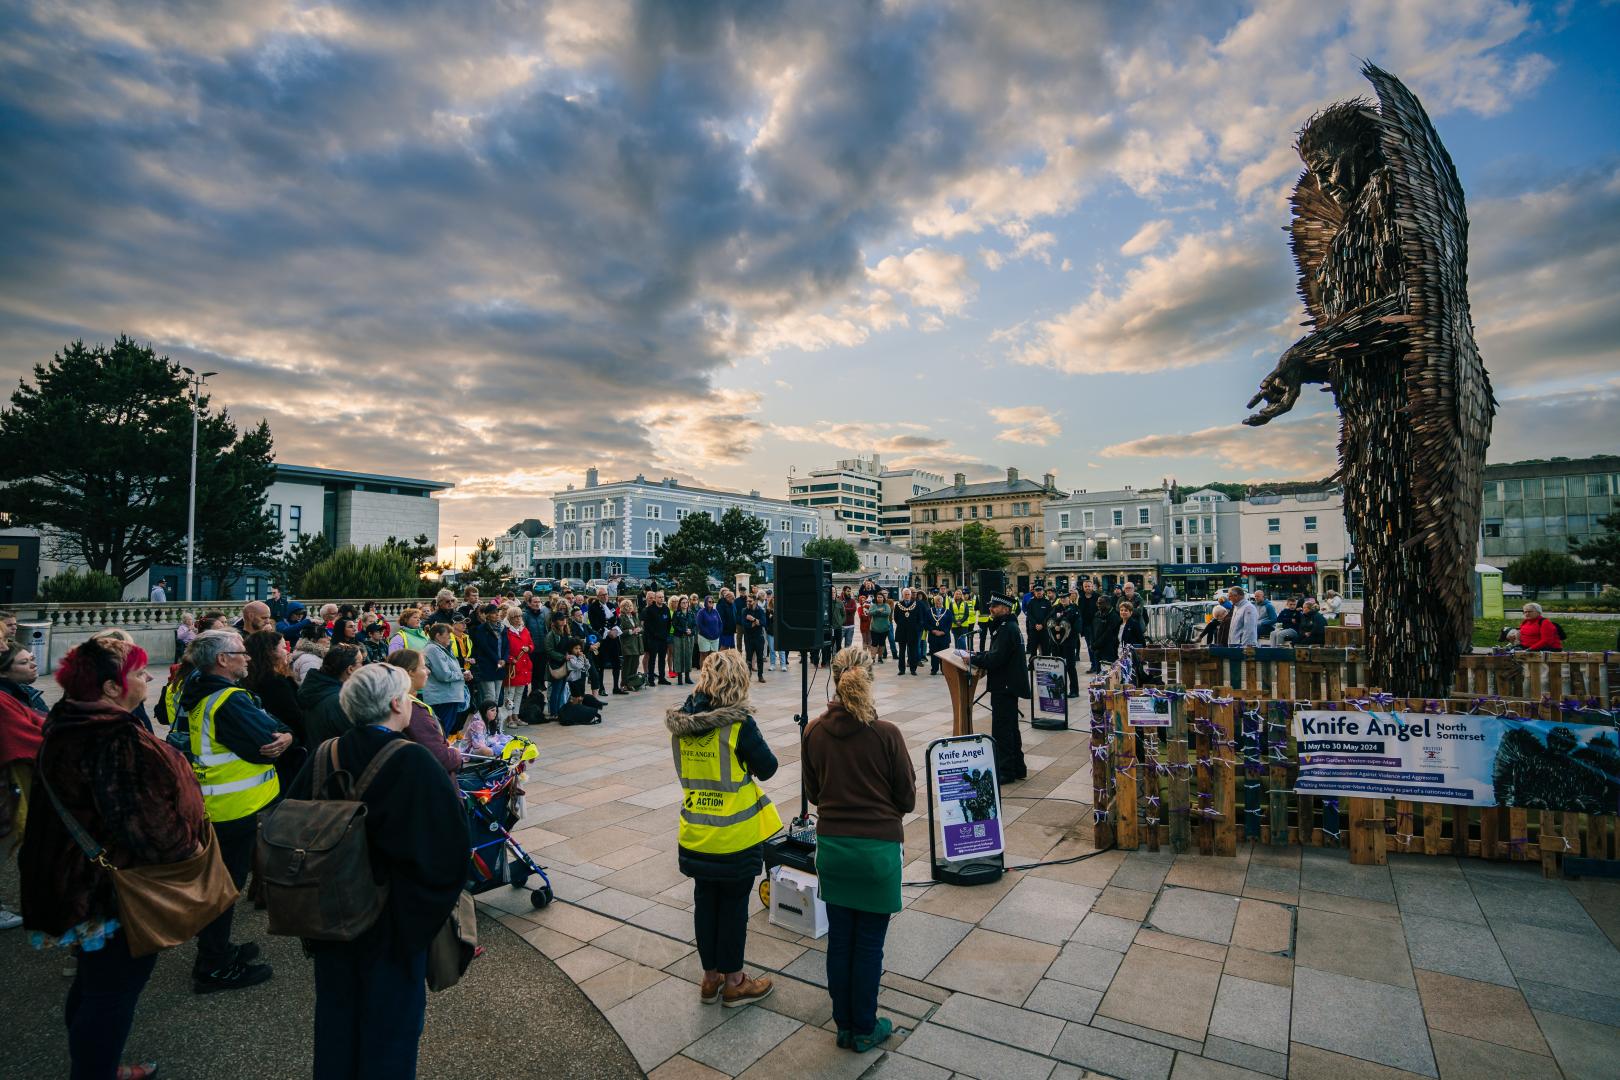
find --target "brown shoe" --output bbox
[722,974,773,1007]
[699,973,723,1005]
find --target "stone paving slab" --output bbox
[1208,975,1290,1053]
[1295,907,1414,988]
[1400,913,1513,986]
[1290,967,1435,1077]
[898,1022,1058,1080]
[1147,887,1241,945]
[1201,1034,1287,1077]
[1098,944,1222,1042]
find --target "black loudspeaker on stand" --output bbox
[977,568,1007,608]
[763,554,829,877]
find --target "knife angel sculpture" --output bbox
[1244,63,1494,697]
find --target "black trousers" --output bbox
[312,945,428,1080]
[744,635,765,676]
[896,634,919,673]
[692,877,753,973]
[990,693,1026,780]
[647,643,669,682]
[66,930,157,1080]
[1064,653,1080,696]
[196,812,259,971]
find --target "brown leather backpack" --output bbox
[254,738,409,941]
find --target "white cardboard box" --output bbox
[767,865,828,938]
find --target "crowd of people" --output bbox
[0,566,1573,1077]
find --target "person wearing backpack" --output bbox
[281,663,465,1079]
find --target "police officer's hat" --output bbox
[987,591,1017,609]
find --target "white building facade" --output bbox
[789,454,941,546]
[541,468,820,583]
[1233,490,1351,598]
[1042,486,1172,592]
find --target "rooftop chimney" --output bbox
[1043,472,1055,491]
[954,472,966,490]
[749,489,760,498]
[585,467,599,488]
[1007,467,1019,484]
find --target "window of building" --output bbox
[563,505,577,521]
[1201,516,1212,533]
[778,519,789,531]
[1173,518,1183,535]
[602,500,615,515]
[1059,511,1071,529]
[1175,546,1184,562]
[1111,509,1124,526]
[801,521,813,533]
[1204,545,1213,562]
[1187,518,1198,535]
[1093,538,1108,560]
[288,505,302,540]
[955,506,964,520]
[646,504,661,519]
[676,507,689,520]
[984,505,993,519]
[581,526,593,549]
[563,532,576,551]
[646,529,662,550]
[1305,542,1319,562]
[1128,541,1148,560]
[1267,517,1280,533]
[970,506,978,518]
[1304,515,1318,532]
[1268,543,1282,561]
[780,539,791,555]
[1064,544,1076,560]
[582,505,596,520]
[602,527,615,549]
[1137,507,1150,525]
[244,578,259,601]
[1082,510,1095,529]
[268,504,282,530]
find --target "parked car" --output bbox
[585,578,620,597]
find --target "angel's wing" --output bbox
[1288,169,1344,327]
[1363,62,1496,649]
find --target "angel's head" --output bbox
[1297,99,1381,208]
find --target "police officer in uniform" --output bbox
[970,590,1029,782]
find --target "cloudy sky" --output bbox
[3,0,1617,562]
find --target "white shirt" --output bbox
[149,584,167,603]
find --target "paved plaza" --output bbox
[478,662,1620,1080]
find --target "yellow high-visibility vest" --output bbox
[389,625,430,654]
[189,688,280,822]
[673,724,782,854]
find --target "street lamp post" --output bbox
[452,535,460,571]
[180,367,217,603]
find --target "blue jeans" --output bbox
[66,932,157,1080]
[313,945,428,1079]
[825,904,890,1036]
[547,677,570,717]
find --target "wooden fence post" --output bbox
[1212,692,1237,857]
[1111,689,1139,852]
[1090,689,1115,851]
[1167,695,1192,854]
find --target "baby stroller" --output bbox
[458,740,554,909]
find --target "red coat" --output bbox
[505,627,534,686]
[1518,616,1562,651]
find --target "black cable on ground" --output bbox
[900,798,1120,888]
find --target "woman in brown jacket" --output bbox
[21,637,209,1080]
[803,645,916,1054]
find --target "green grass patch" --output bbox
[1472,617,1620,652]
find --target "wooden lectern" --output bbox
[937,649,982,737]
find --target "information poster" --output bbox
[929,736,1004,862]
[1292,710,1620,812]
[1126,692,1171,728]
[1032,656,1068,725]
